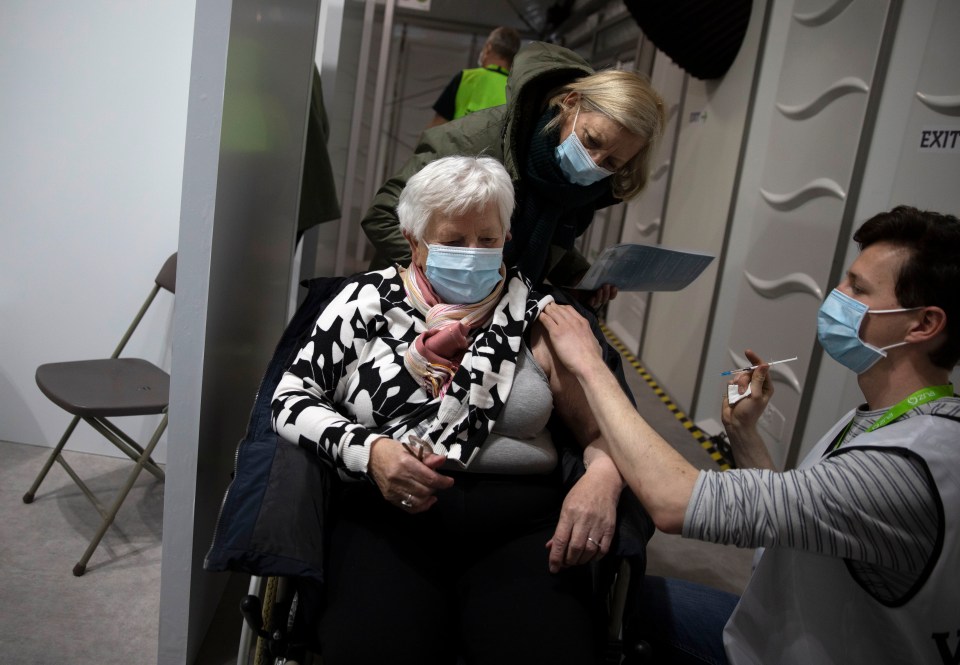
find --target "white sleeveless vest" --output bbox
[724,414,960,665]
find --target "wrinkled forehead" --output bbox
[425,202,504,237]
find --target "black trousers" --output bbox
[317,472,598,665]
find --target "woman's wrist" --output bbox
[584,454,626,492]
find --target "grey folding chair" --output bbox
[23,253,176,576]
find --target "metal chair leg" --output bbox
[22,415,82,503]
[73,415,167,576]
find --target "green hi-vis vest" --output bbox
[453,65,509,120]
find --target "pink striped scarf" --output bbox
[401,261,505,398]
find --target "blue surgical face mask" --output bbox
[816,289,919,374]
[554,107,615,186]
[425,245,503,304]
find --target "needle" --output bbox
[720,356,797,376]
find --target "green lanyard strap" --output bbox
[826,384,955,455]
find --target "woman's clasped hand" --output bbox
[369,435,453,513]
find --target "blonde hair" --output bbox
[545,69,665,200]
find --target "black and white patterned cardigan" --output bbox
[271,266,553,480]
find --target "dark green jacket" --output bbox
[361,42,617,286]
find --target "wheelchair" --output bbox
[236,557,651,664]
[204,275,655,664]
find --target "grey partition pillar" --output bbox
[159,1,320,662]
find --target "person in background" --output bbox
[427,26,521,129]
[538,205,960,664]
[273,156,642,665]
[363,41,665,309]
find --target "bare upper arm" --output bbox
[530,320,603,447]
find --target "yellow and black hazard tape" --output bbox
[599,322,731,471]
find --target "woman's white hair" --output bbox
[397,155,514,242]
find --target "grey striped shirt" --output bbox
[684,396,960,602]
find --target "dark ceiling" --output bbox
[395,0,605,42]
[395,0,752,80]
[394,0,641,67]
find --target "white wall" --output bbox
[1,3,319,662]
[0,1,196,464]
[800,0,960,462]
[692,0,900,468]
[691,0,960,467]
[608,0,959,466]
[638,0,769,413]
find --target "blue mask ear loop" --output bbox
[859,305,924,354]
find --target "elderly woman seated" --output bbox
[271,155,629,665]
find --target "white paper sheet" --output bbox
[575,243,715,292]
